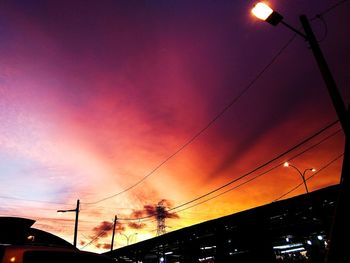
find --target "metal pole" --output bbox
[299,15,350,137]
[324,109,350,263]
[111,215,117,251]
[299,15,350,263]
[73,199,80,247]
[287,164,310,194]
[301,171,309,194]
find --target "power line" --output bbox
[168,120,339,212]
[170,128,342,214]
[84,0,349,206]
[80,0,349,246]
[274,153,343,201]
[99,0,348,216]
[0,204,60,212]
[106,121,339,222]
[80,218,115,249]
[80,230,107,249]
[316,0,349,18]
[0,195,74,206]
[83,34,297,206]
[123,141,343,228]
[83,126,342,249]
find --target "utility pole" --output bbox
[325,107,350,263]
[252,4,350,261]
[57,199,80,248]
[298,15,350,263]
[111,215,117,251]
[73,199,80,247]
[299,15,350,136]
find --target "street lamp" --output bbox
[283,162,316,193]
[251,2,349,136]
[251,3,350,262]
[120,233,138,246]
[251,2,283,26]
[57,199,80,247]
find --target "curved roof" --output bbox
[0,217,75,249]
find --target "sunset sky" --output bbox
[0,0,349,253]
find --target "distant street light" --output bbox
[283,162,316,193]
[251,4,350,262]
[120,233,138,246]
[57,199,80,247]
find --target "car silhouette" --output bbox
[0,217,115,263]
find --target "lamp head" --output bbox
[252,2,283,26]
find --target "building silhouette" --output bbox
[0,216,76,248]
[105,184,339,263]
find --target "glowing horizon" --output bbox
[0,0,348,253]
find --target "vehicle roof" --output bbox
[0,217,75,248]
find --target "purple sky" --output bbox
[0,0,349,252]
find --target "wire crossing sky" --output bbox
[0,0,349,252]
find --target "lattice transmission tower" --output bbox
[156,200,167,236]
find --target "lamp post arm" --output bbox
[288,164,309,193]
[288,164,302,176]
[299,15,350,138]
[57,209,77,213]
[301,170,310,193]
[129,233,137,244]
[56,199,80,248]
[280,20,307,39]
[122,233,130,245]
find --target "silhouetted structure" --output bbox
[105,185,339,263]
[156,201,167,236]
[0,217,76,248]
[0,217,119,263]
